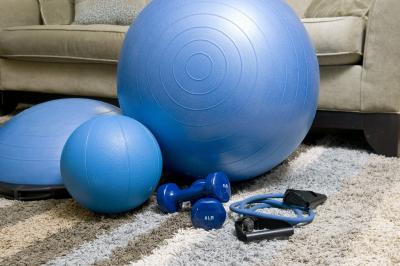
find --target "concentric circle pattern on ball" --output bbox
[118,0,319,182]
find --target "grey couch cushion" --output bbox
[0,59,117,98]
[304,0,373,18]
[0,0,41,29]
[302,16,366,65]
[39,0,74,25]
[74,0,148,25]
[0,25,128,63]
[319,65,362,111]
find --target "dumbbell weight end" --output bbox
[191,198,226,230]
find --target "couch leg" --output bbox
[0,92,17,116]
[363,113,400,157]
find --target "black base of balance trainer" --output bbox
[0,181,70,201]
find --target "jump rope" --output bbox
[229,190,327,242]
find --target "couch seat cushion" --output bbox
[304,0,373,18]
[302,16,366,66]
[0,25,128,63]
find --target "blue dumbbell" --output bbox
[157,172,231,213]
[191,198,226,230]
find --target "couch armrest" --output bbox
[361,0,400,113]
[0,0,41,29]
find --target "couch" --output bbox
[0,0,399,157]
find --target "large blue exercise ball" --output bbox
[61,115,162,214]
[0,99,120,187]
[118,0,319,182]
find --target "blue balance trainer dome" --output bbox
[0,99,120,189]
[118,0,320,182]
[61,115,163,214]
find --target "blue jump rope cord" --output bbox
[229,193,315,225]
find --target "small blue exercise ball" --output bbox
[61,115,163,214]
[0,99,120,186]
[118,0,319,182]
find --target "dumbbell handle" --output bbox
[157,172,231,213]
[174,180,206,202]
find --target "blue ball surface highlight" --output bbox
[61,115,163,214]
[118,0,319,182]
[0,99,120,186]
